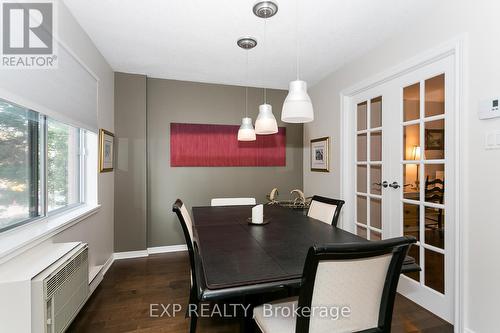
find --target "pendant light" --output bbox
[281,0,314,123]
[237,37,257,141]
[254,1,278,135]
[238,88,256,141]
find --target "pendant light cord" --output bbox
[263,16,267,104]
[245,49,249,117]
[296,0,300,80]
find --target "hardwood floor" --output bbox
[69,252,453,333]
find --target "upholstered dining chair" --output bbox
[307,195,345,227]
[211,197,256,206]
[172,199,200,333]
[253,236,416,333]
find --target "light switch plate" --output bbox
[485,131,500,149]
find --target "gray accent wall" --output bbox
[114,75,303,250]
[114,73,147,252]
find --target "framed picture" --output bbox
[99,129,115,172]
[425,129,445,150]
[310,137,330,172]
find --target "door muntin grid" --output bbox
[356,97,383,241]
[402,74,446,294]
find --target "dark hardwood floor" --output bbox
[69,252,453,333]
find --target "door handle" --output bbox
[373,181,389,188]
[389,181,401,189]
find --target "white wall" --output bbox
[0,2,114,270]
[51,3,115,270]
[304,1,500,332]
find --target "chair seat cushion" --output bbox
[253,297,298,333]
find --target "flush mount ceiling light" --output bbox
[237,37,257,141]
[237,37,258,50]
[254,1,278,135]
[281,0,314,123]
[253,1,278,18]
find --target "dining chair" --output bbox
[211,197,256,206]
[307,195,345,227]
[424,176,444,232]
[172,199,200,333]
[253,236,416,333]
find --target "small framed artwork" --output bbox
[99,129,115,172]
[310,137,330,172]
[425,129,445,150]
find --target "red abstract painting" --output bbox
[170,123,286,167]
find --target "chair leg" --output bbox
[186,286,197,317]
[186,300,199,333]
[438,213,444,238]
[189,314,198,333]
[186,286,199,332]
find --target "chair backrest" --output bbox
[307,195,345,226]
[425,176,444,204]
[296,237,416,333]
[172,199,197,289]
[211,197,256,206]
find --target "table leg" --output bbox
[239,295,257,333]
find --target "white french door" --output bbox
[351,55,455,322]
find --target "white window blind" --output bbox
[0,45,98,131]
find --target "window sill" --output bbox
[0,204,101,264]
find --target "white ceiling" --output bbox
[63,0,434,89]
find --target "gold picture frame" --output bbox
[99,129,115,172]
[310,137,330,172]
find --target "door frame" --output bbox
[339,37,465,332]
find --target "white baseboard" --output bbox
[86,246,186,292]
[88,253,114,295]
[101,254,115,276]
[464,328,475,333]
[148,244,187,254]
[113,249,148,260]
[113,245,187,260]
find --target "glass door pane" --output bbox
[401,74,446,294]
[355,97,384,240]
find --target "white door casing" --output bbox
[339,40,463,328]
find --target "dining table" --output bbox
[191,204,420,302]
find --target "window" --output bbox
[0,102,40,228]
[47,119,81,212]
[0,98,95,232]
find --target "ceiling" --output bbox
[64,0,434,89]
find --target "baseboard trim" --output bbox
[88,254,114,295]
[464,328,475,333]
[148,244,188,254]
[101,254,115,276]
[113,245,187,260]
[113,250,148,260]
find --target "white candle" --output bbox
[252,204,264,224]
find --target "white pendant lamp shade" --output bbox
[281,80,314,123]
[238,117,256,141]
[255,103,278,134]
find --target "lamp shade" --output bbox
[237,117,256,141]
[255,103,278,135]
[281,80,314,123]
[412,146,422,160]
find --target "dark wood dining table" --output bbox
[192,205,419,302]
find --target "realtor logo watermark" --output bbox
[1,0,57,68]
[150,304,252,318]
[149,303,352,321]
